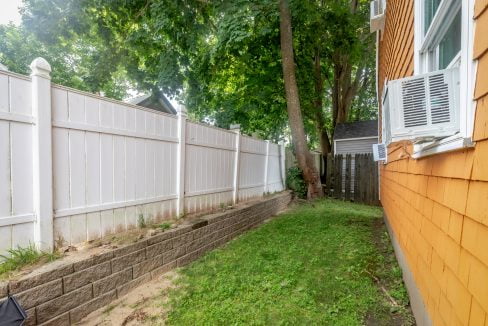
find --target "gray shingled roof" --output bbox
[127,92,177,115]
[334,120,378,140]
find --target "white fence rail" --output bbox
[0,58,286,254]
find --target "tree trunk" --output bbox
[279,0,323,199]
[313,49,331,156]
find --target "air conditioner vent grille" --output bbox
[401,78,427,127]
[429,74,451,124]
[383,67,459,143]
[377,144,386,158]
[373,143,387,162]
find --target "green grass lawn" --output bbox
[165,198,414,325]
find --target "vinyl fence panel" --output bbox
[0,73,35,256]
[185,122,236,213]
[0,59,286,255]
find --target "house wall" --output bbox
[334,137,378,155]
[379,1,488,325]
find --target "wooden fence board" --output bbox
[328,153,378,205]
[344,154,352,201]
[326,154,334,196]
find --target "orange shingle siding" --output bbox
[378,0,488,324]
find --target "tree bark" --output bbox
[313,49,331,156]
[279,0,323,198]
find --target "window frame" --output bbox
[412,0,477,158]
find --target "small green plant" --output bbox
[158,222,171,231]
[137,214,146,228]
[219,203,226,210]
[286,167,307,198]
[102,303,117,315]
[0,244,60,278]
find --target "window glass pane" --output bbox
[424,0,442,34]
[439,10,461,69]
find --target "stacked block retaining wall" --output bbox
[0,192,291,325]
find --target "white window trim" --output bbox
[412,0,477,158]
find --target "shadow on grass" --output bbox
[165,198,415,325]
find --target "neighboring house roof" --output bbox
[0,63,8,71]
[334,120,378,140]
[127,92,177,115]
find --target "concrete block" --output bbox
[24,308,36,326]
[36,284,92,323]
[172,232,193,248]
[111,249,146,273]
[0,281,7,298]
[112,240,147,258]
[16,279,63,310]
[38,312,70,326]
[93,268,132,297]
[146,239,173,258]
[116,274,151,298]
[132,255,163,279]
[162,246,186,264]
[9,262,73,294]
[147,231,175,246]
[63,261,111,293]
[70,289,117,323]
[150,261,177,279]
[73,251,114,272]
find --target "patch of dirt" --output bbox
[76,270,179,325]
[366,218,416,326]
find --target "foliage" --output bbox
[0,23,132,99]
[164,199,413,325]
[7,0,377,144]
[286,166,308,199]
[158,223,172,231]
[0,244,60,279]
[137,214,146,228]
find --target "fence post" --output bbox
[263,140,270,194]
[279,141,286,190]
[175,104,187,217]
[231,124,241,205]
[30,58,54,251]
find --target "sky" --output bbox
[0,0,23,25]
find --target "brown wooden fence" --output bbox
[325,153,379,205]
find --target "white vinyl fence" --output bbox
[0,58,286,254]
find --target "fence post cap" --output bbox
[30,57,51,79]
[175,104,188,118]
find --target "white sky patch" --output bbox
[0,0,23,26]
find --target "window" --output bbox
[424,0,442,34]
[411,0,476,158]
[419,0,462,73]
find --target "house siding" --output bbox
[379,1,488,325]
[334,137,378,155]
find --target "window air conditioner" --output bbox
[370,0,386,33]
[382,68,460,144]
[373,143,387,162]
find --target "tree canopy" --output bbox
[0,0,376,145]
